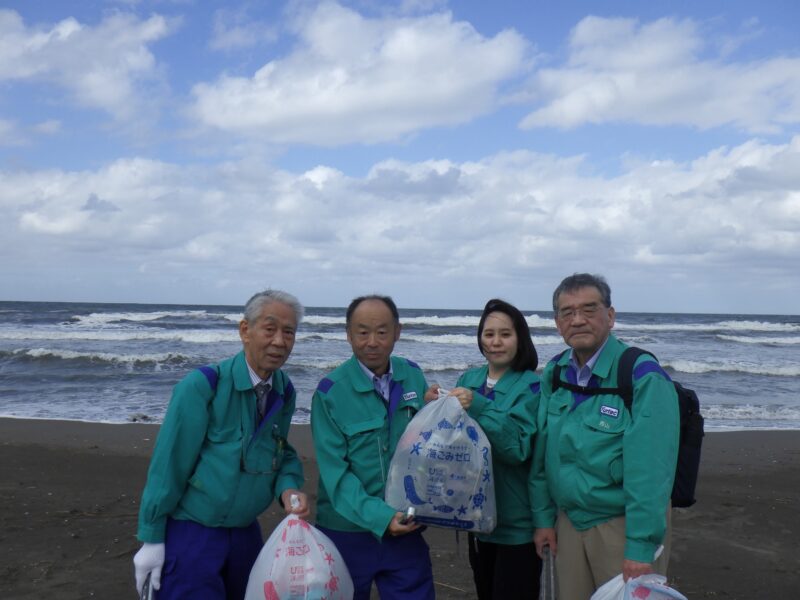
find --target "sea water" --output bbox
[0,301,798,431]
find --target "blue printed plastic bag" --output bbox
[384,393,496,533]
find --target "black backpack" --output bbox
[551,347,704,508]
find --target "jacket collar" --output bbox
[232,350,284,393]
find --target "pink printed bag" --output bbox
[244,515,354,600]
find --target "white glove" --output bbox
[133,542,165,593]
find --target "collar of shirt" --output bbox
[356,359,393,401]
[568,336,610,387]
[245,360,274,389]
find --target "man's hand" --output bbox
[133,542,165,593]
[281,489,310,519]
[533,527,557,559]
[386,512,421,536]
[622,559,653,581]
[423,384,440,403]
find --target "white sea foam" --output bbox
[296,332,348,342]
[0,328,239,343]
[72,310,212,326]
[717,335,800,345]
[303,315,347,325]
[401,315,481,327]
[665,359,800,377]
[287,357,474,372]
[419,361,475,372]
[19,348,190,365]
[402,334,476,345]
[702,404,800,422]
[615,319,800,333]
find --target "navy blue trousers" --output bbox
[157,518,263,600]
[318,526,435,600]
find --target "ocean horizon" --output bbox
[1,300,798,431]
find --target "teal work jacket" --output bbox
[137,351,304,543]
[311,355,428,538]
[457,366,540,545]
[530,334,679,563]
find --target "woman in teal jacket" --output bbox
[439,298,542,599]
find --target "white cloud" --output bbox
[0,9,175,121]
[210,7,278,51]
[520,16,800,134]
[190,1,529,144]
[2,136,798,309]
[0,118,62,146]
[32,119,62,135]
[0,118,22,145]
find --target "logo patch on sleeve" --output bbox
[403,392,418,401]
[600,405,619,418]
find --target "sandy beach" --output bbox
[1,418,798,599]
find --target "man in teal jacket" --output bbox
[531,274,679,600]
[311,294,434,600]
[133,290,309,600]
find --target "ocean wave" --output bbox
[72,310,216,326]
[665,359,800,377]
[297,332,347,342]
[716,335,800,345]
[9,348,190,365]
[303,315,347,325]
[0,329,240,343]
[286,358,474,372]
[296,331,565,346]
[702,404,800,422]
[616,320,800,333]
[287,358,345,370]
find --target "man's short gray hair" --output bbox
[552,273,612,312]
[243,289,304,325]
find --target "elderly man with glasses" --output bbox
[531,273,679,600]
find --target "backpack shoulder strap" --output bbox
[617,347,656,413]
[550,349,570,392]
[197,365,220,392]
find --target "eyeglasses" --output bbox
[556,302,603,321]
[240,423,286,475]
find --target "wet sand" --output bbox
[1,418,798,598]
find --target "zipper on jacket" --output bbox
[377,437,386,482]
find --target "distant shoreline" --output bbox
[1,413,797,434]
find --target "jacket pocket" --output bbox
[581,405,627,484]
[341,416,387,485]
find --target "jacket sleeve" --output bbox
[622,358,679,562]
[311,388,396,539]
[273,383,305,502]
[465,373,539,466]
[530,364,557,529]
[137,371,211,543]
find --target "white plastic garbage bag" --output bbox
[590,574,625,600]
[590,573,688,600]
[244,515,354,600]
[384,393,496,533]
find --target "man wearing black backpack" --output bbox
[531,273,679,600]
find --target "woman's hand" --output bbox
[448,387,473,410]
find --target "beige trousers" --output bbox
[554,509,671,600]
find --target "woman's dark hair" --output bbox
[477,298,538,372]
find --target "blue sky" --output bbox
[1,0,799,313]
